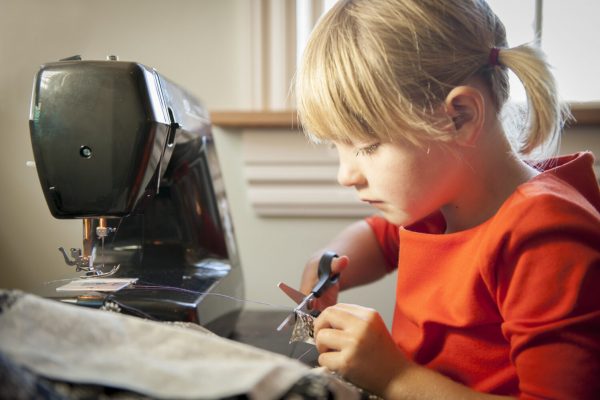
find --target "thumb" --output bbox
[331,255,349,275]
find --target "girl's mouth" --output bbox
[362,199,383,205]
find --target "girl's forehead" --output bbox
[307,124,382,145]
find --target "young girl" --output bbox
[295,0,600,398]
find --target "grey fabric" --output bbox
[0,290,359,400]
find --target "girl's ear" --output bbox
[444,85,485,146]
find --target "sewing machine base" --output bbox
[37,260,244,337]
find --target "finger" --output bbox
[331,255,349,275]
[331,304,388,333]
[300,254,349,295]
[330,303,375,317]
[317,345,357,378]
[318,350,344,373]
[313,305,356,333]
[314,327,346,353]
[310,292,336,311]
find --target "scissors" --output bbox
[276,251,340,331]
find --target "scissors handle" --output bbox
[312,251,339,297]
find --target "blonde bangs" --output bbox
[296,1,431,147]
[296,0,477,149]
[296,7,376,144]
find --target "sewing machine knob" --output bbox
[79,146,92,159]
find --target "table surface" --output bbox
[230,309,319,366]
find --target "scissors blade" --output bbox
[276,312,294,331]
[277,282,306,305]
[275,282,307,331]
[276,251,338,332]
[276,293,315,331]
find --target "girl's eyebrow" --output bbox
[353,139,381,148]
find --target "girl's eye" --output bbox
[356,143,380,156]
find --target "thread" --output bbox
[132,282,294,311]
[43,279,296,311]
[296,347,315,362]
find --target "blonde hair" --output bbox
[296,0,569,157]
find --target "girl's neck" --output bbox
[441,127,540,234]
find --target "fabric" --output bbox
[290,311,316,345]
[0,290,361,400]
[366,152,600,399]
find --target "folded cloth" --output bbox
[0,290,359,400]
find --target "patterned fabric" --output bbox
[290,311,316,345]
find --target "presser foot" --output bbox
[58,247,121,279]
[79,264,121,279]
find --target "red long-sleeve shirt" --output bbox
[366,152,600,399]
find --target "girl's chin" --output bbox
[377,210,410,226]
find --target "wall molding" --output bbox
[211,103,600,129]
[214,126,372,218]
[241,130,372,217]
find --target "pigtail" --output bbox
[497,45,571,157]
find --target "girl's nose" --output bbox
[337,157,365,187]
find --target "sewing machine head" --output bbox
[28,56,243,335]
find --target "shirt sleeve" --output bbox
[365,212,447,272]
[492,195,600,399]
[365,215,400,272]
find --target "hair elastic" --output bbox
[489,47,501,67]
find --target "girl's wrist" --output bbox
[380,361,414,399]
[380,362,514,400]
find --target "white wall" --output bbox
[0,0,398,325]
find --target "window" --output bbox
[487,0,600,103]
[289,0,599,106]
[543,0,600,102]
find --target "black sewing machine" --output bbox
[29,56,244,337]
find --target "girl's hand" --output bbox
[299,254,349,311]
[313,303,408,396]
